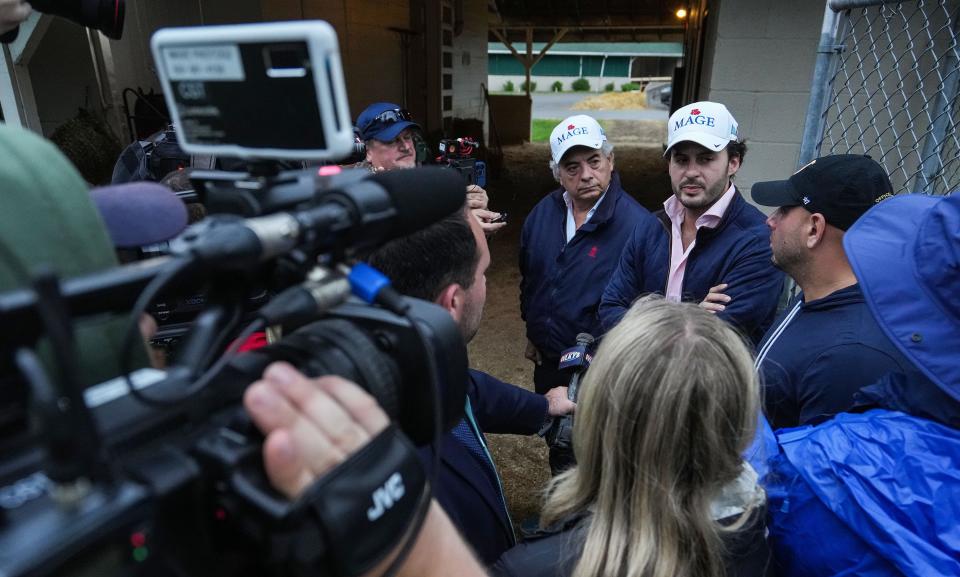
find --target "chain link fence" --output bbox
[802,0,960,195]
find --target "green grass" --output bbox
[531,119,561,142]
[530,118,611,143]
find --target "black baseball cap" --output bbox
[752,154,894,231]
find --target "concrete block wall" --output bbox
[449,0,488,123]
[700,0,825,206]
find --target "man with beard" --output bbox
[599,101,783,344]
[750,154,913,430]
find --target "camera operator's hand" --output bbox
[244,362,487,577]
[245,362,389,497]
[466,184,488,210]
[525,339,542,366]
[544,385,576,417]
[472,208,507,235]
[0,0,31,35]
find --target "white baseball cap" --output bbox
[664,101,739,156]
[550,115,606,164]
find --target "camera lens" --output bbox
[29,0,125,40]
[243,319,402,420]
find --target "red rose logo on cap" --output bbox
[567,124,575,130]
[691,108,701,115]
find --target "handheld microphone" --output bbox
[542,333,594,475]
[558,333,595,402]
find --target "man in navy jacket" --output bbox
[369,204,575,565]
[599,102,783,344]
[751,154,912,430]
[520,114,653,395]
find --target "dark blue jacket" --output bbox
[757,284,915,430]
[419,369,547,565]
[520,172,653,359]
[599,189,783,344]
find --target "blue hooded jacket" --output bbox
[599,189,783,344]
[763,370,960,576]
[520,171,652,359]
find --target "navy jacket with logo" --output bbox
[599,189,783,345]
[418,369,547,566]
[757,284,915,430]
[520,172,653,360]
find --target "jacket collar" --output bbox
[656,186,746,238]
[552,171,625,232]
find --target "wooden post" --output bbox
[490,27,567,94]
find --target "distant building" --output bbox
[488,42,682,92]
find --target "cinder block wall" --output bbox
[700,0,825,205]
[449,0,489,123]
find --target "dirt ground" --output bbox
[572,91,649,111]
[468,130,671,527]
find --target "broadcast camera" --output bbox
[0,20,469,577]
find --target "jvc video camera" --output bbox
[0,20,468,577]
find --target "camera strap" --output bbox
[288,423,428,577]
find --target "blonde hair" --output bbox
[541,297,760,577]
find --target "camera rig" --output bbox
[436,137,486,187]
[0,20,472,577]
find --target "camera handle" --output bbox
[18,269,107,498]
[195,419,429,577]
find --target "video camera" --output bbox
[0,21,469,577]
[436,137,486,187]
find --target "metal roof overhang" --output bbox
[487,0,685,44]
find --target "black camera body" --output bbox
[436,138,486,187]
[0,288,467,577]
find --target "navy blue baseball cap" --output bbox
[356,102,420,142]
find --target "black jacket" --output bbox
[491,510,776,577]
[757,284,915,430]
[418,369,548,565]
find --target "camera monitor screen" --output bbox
[151,21,354,161]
